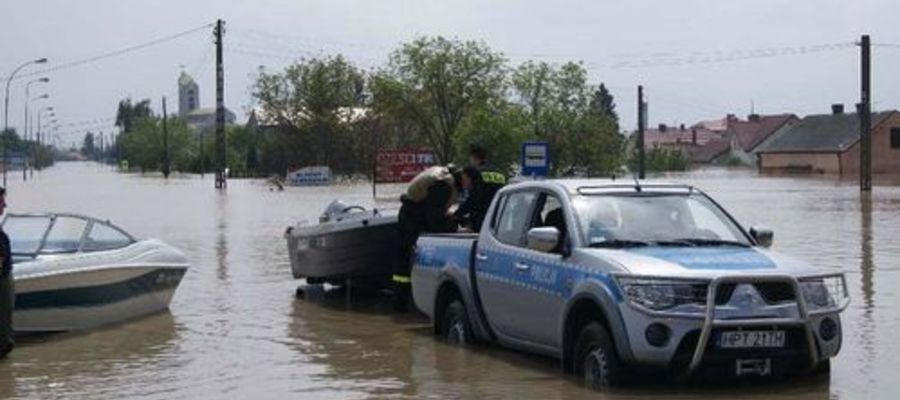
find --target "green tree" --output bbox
[252,56,367,175]
[589,83,618,126]
[511,61,621,176]
[120,116,192,173]
[82,132,96,159]
[114,98,153,133]
[454,102,528,172]
[371,36,507,163]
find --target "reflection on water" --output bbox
[0,163,897,399]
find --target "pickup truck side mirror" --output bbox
[749,226,774,248]
[526,227,560,253]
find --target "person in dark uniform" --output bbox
[0,187,13,359]
[453,145,507,231]
[393,165,462,312]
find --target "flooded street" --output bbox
[0,162,898,399]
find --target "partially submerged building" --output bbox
[724,114,799,166]
[757,105,900,174]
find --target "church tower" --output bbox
[178,71,199,116]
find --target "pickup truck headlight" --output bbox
[616,277,708,312]
[799,275,847,311]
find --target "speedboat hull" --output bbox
[286,202,400,284]
[12,239,189,332]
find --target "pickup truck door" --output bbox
[475,191,538,341]
[506,193,569,347]
[476,191,567,349]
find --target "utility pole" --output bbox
[213,19,227,189]
[637,85,646,179]
[859,34,872,192]
[162,96,170,178]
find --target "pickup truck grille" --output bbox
[714,282,796,305]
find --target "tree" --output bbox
[371,36,507,163]
[252,56,367,175]
[589,83,618,124]
[82,132,96,159]
[120,116,192,173]
[511,61,621,176]
[454,102,528,172]
[114,98,153,133]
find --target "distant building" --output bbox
[177,72,236,132]
[757,105,900,174]
[178,72,199,116]
[631,123,728,164]
[724,114,799,166]
[184,107,237,132]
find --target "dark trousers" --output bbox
[0,274,13,358]
[393,201,419,311]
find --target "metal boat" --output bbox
[4,213,190,332]
[285,200,399,285]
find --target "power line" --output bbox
[3,23,214,82]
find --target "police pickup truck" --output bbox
[411,179,848,388]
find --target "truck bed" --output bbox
[411,233,479,324]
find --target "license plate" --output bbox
[718,330,785,348]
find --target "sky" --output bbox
[2,0,899,148]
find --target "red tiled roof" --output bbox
[689,138,730,163]
[727,114,798,152]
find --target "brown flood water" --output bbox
[0,162,897,399]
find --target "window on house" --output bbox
[891,128,900,149]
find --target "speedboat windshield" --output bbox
[4,215,52,255]
[572,192,752,248]
[2,214,136,259]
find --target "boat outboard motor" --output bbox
[319,200,369,223]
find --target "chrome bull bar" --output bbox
[685,274,846,376]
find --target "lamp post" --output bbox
[25,92,50,180]
[24,78,49,180]
[36,108,54,155]
[3,57,48,186]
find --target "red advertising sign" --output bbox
[375,149,436,183]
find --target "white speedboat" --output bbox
[3,213,190,332]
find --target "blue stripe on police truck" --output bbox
[480,248,623,301]
[626,247,776,270]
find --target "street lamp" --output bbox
[23,78,49,180]
[3,57,48,186]
[36,108,54,154]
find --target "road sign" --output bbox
[375,149,436,183]
[521,141,549,177]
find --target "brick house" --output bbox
[756,106,900,174]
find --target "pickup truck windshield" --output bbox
[571,193,751,247]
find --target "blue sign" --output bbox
[521,141,549,177]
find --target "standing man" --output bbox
[393,165,462,312]
[453,145,507,231]
[0,187,12,359]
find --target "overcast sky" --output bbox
[2,0,899,147]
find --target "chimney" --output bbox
[692,129,698,145]
[658,123,667,132]
[832,104,844,115]
[680,123,686,131]
[748,114,761,122]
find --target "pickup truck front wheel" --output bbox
[441,300,472,345]
[573,322,624,389]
